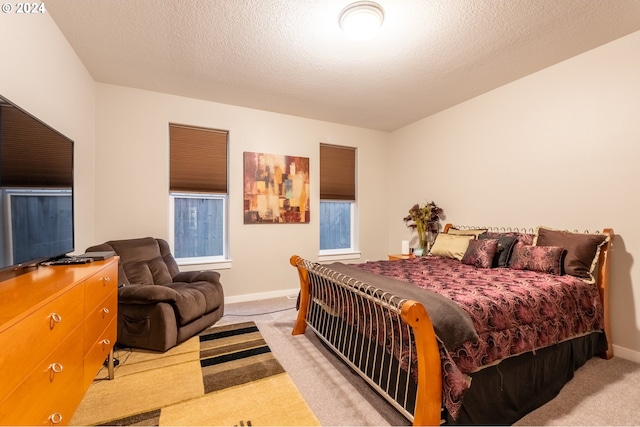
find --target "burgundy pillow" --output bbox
[509,245,565,275]
[478,234,517,267]
[461,239,499,269]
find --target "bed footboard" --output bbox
[290,255,442,426]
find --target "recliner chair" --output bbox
[86,237,224,352]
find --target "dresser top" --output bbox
[0,258,118,333]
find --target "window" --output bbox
[4,189,72,264]
[319,143,357,256]
[170,194,225,261]
[320,200,353,250]
[169,124,228,263]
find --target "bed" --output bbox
[290,224,613,425]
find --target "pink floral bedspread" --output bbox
[349,256,605,418]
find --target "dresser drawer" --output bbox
[0,327,84,426]
[0,284,84,403]
[84,263,118,313]
[84,289,117,354]
[83,317,117,392]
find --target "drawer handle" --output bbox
[103,276,111,285]
[49,312,62,329]
[102,307,110,315]
[49,363,64,374]
[49,413,63,424]
[102,339,111,346]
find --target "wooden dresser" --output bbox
[0,258,118,425]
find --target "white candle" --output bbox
[401,240,410,255]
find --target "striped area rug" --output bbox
[71,322,319,426]
[199,322,285,394]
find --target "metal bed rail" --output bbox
[290,256,442,426]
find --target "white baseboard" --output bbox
[612,344,640,363]
[224,288,299,304]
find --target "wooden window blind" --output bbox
[169,124,228,194]
[320,143,356,201]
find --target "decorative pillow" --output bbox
[483,231,535,246]
[447,228,488,237]
[429,234,475,261]
[533,226,610,283]
[508,245,565,275]
[478,234,517,267]
[461,239,498,268]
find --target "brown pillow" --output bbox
[509,245,565,276]
[534,227,609,283]
[461,239,498,269]
[482,231,535,246]
[447,228,488,237]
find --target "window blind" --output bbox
[320,143,356,201]
[0,104,73,188]
[169,124,228,194]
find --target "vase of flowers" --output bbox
[403,201,443,253]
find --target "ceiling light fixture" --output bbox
[338,1,385,41]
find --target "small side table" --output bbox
[388,254,414,261]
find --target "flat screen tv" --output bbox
[0,95,74,280]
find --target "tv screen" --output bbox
[0,95,74,277]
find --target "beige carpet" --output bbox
[71,322,320,426]
[215,297,640,426]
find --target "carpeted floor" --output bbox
[74,296,640,426]
[218,296,640,426]
[71,321,320,426]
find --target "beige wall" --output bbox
[388,30,640,360]
[94,84,390,298]
[0,12,96,255]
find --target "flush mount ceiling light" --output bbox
[338,1,385,41]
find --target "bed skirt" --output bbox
[314,318,607,425]
[447,331,608,425]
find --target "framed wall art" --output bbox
[243,151,310,224]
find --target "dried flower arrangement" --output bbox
[403,201,443,250]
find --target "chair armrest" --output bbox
[118,283,181,304]
[173,270,221,284]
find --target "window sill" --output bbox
[318,251,361,263]
[177,259,232,271]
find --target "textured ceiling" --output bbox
[45,0,640,131]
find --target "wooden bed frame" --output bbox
[290,224,614,426]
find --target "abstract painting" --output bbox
[243,151,310,224]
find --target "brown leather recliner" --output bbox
[86,237,224,352]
